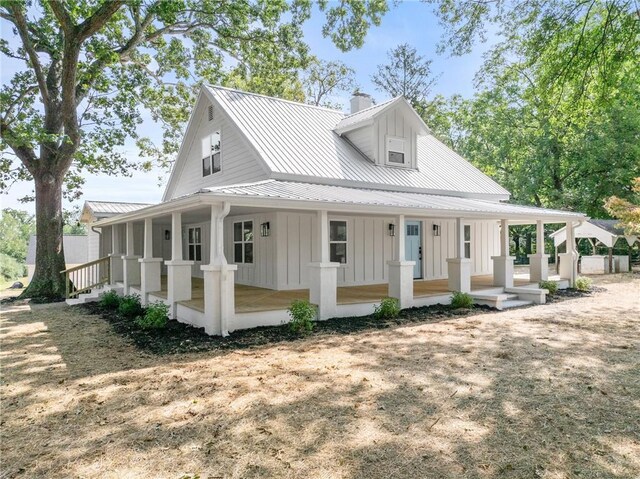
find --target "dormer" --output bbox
[334,95,430,169]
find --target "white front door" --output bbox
[405,221,422,279]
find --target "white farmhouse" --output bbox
[74,86,586,335]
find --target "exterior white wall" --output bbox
[345,126,374,161]
[374,105,417,167]
[224,212,278,289]
[87,228,100,261]
[167,101,268,200]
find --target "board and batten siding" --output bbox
[374,105,417,167]
[168,101,269,199]
[224,212,278,289]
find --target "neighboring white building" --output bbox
[78,86,587,335]
[26,234,89,281]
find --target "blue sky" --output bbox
[1,1,495,215]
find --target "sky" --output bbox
[1,1,496,215]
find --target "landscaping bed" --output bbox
[79,287,595,355]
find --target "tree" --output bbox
[371,43,439,111]
[0,0,387,299]
[605,178,640,235]
[0,208,35,263]
[301,58,357,109]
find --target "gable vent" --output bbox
[208,105,214,121]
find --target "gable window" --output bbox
[187,227,202,261]
[234,220,253,264]
[202,131,221,177]
[464,225,471,259]
[329,220,347,264]
[387,137,405,165]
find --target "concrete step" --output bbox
[498,299,533,310]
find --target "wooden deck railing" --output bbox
[62,256,111,299]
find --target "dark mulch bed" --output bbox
[1,294,65,305]
[78,287,596,355]
[545,286,605,303]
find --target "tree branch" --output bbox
[0,121,38,173]
[75,1,126,42]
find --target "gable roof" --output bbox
[333,96,429,134]
[549,218,638,247]
[203,86,510,200]
[81,200,152,223]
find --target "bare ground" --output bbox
[1,275,639,479]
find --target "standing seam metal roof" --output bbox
[205,86,510,198]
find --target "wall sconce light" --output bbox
[388,223,396,236]
[432,224,440,237]
[164,230,171,240]
[260,222,270,237]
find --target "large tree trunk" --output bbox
[20,171,67,299]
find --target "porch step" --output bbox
[65,285,122,306]
[499,299,534,310]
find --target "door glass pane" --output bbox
[464,225,471,241]
[234,222,242,242]
[195,245,201,261]
[244,221,253,242]
[330,221,347,241]
[194,227,201,243]
[188,245,195,261]
[464,243,471,259]
[234,243,243,263]
[244,243,253,264]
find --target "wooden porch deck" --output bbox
[148,275,530,314]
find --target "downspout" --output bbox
[91,225,103,257]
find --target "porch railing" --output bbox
[62,256,111,299]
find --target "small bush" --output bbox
[118,294,144,318]
[539,280,558,295]
[99,289,121,309]
[136,301,169,329]
[373,297,401,319]
[451,291,473,309]
[0,253,26,281]
[575,276,592,292]
[287,299,316,334]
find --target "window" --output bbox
[202,131,221,177]
[187,227,202,261]
[387,137,405,165]
[464,225,471,259]
[329,220,347,264]
[234,221,253,264]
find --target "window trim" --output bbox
[329,219,348,265]
[202,131,221,177]
[233,220,254,264]
[385,135,407,167]
[463,224,472,259]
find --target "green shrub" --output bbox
[287,299,316,334]
[136,301,169,329]
[118,294,144,318]
[575,276,592,292]
[539,280,558,295]
[99,289,121,309]
[0,252,26,281]
[373,297,401,319]
[451,291,473,309]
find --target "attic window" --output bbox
[202,131,221,177]
[386,137,405,165]
[208,105,214,121]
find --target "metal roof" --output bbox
[82,200,152,222]
[202,180,584,220]
[26,235,88,265]
[549,219,638,247]
[333,97,398,131]
[204,86,510,199]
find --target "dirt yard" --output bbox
[1,275,639,479]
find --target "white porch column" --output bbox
[165,212,194,318]
[109,224,124,283]
[138,217,163,305]
[528,220,549,282]
[491,219,515,288]
[122,221,141,294]
[447,217,472,293]
[201,202,236,336]
[309,210,339,320]
[558,221,578,287]
[387,215,415,309]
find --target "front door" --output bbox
[405,221,422,279]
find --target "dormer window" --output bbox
[386,136,405,165]
[202,131,221,177]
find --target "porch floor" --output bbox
[147,275,531,314]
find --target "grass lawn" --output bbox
[1,274,639,478]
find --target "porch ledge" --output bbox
[527,253,550,258]
[201,263,238,272]
[387,260,416,266]
[121,255,141,260]
[165,260,194,266]
[446,258,473,264]
[139,257,164,263]
[490,255,516,260]
[308,262,341,268]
